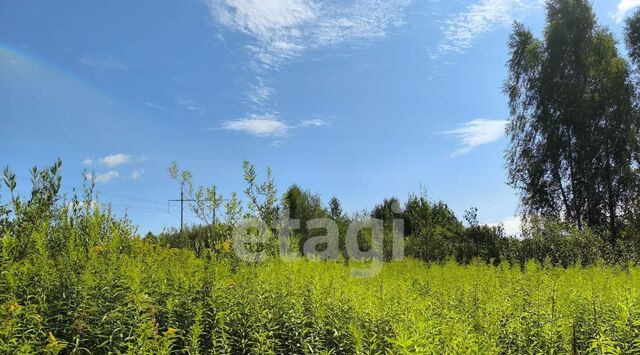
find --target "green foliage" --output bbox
[455,209,503,265]
[159,165,640,267]
[243,161,278,229]
[505,0,640,241]
[4,238,640,353]
[168,161,231,226]
[403,192,464,262]
[282,184,330,252]
[626,9,640,71]
[328,196,344,221]
[3,161,640,353]
[152,224,235,257]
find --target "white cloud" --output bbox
[208,1,411,131]
[207,0,411,109]
[131,168,145,180]
[79,54,128,71]
[434,0,542,58]
[218,114,329,140]
[491,215,522,236]
[445,119,507,156]
[312,0,412,47]
[144,101,169,111]
[67,199,98,210]
[94,171,119,183]
[99,153,133,168]
[207,0,412,68]
[614,0,640,22]
[207,0,317,68]
[82,154,145,183]
[246,78,276,107]
[174,94,205,115]
[222,114,291,137]
[83,154,145,183]
[299,118,329,127]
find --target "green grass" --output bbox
[2,237,640,354]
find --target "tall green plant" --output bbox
[505,0,639,242]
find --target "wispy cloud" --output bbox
[92,171,119,183]
[445,119,507,156]
[83,153,145,168]
[218,114,329,142]
[131,168,145,180]
[246,78,276,107]
[144,101,169,112]
[99,153,133,168]
[207,0,412,69]
[300,118,329,127]
[174,94,205,115]
[613,0,640,22]
[83,154,145,183]
[206,0,412,110]
[79,54,128,71]
[222,114,292,137]
[434,0,542,59]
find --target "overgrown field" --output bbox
[3,236,640,354]
[2,162,640,354]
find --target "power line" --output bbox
[9,171,230,230]
[95,191,165,206]
[9,173,170,214]
[104,202,168,213]
[168,184,228,232]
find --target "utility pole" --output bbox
[169,183,195,232]
[180,183,184,232]
[168,184,228,232]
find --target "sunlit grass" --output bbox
[3,236,640,353]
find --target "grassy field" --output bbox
[2,237,640,354]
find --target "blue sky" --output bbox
[0,0,637,234]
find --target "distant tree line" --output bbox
[154,161,640,267]
[2,158,638,271]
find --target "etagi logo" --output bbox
[232,203,405,278]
